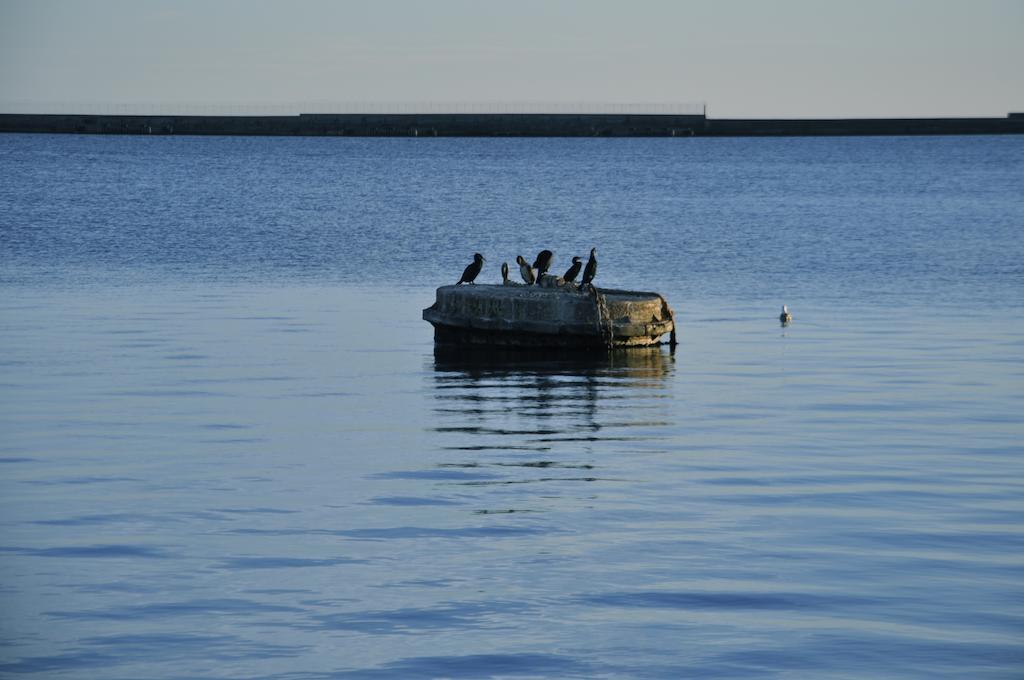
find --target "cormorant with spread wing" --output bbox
[532,249,554,283]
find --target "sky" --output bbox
[1,0,1022,118]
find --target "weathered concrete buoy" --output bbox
[423,284,676,349]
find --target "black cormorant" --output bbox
[501,261,510,284]
[457,253,485,284]
[563,256,582,283]
[780,305,792,325]
[581,248,598,288]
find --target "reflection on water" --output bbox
[432,346,675,443]
[426,347,676,511]
[432,344,676,377]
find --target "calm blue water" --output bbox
[1,133,1022,678]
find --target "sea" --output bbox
[1,133,1022,679]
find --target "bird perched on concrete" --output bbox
[532,250,554,283]
[516,255,536,285]
[563,256,582,284]
[581,248,598,288]
[501,261,510,284]
[456,253,485,284]
[780,305,792,325]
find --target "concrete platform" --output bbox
[423,284,675,348]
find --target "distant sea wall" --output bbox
[1,112,1022,137]
[703,116,1024,136]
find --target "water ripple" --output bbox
[323,653,592,679]
[46,598,304,621]
[308,600,527,634]
[217,556,363,569]
[577,590,881,611]
[0,633,303,674]
[336,526,546,540]
[6,544,172,559]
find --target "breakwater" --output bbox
[2,112,1022,137]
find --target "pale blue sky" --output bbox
[1,0,1021,118]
